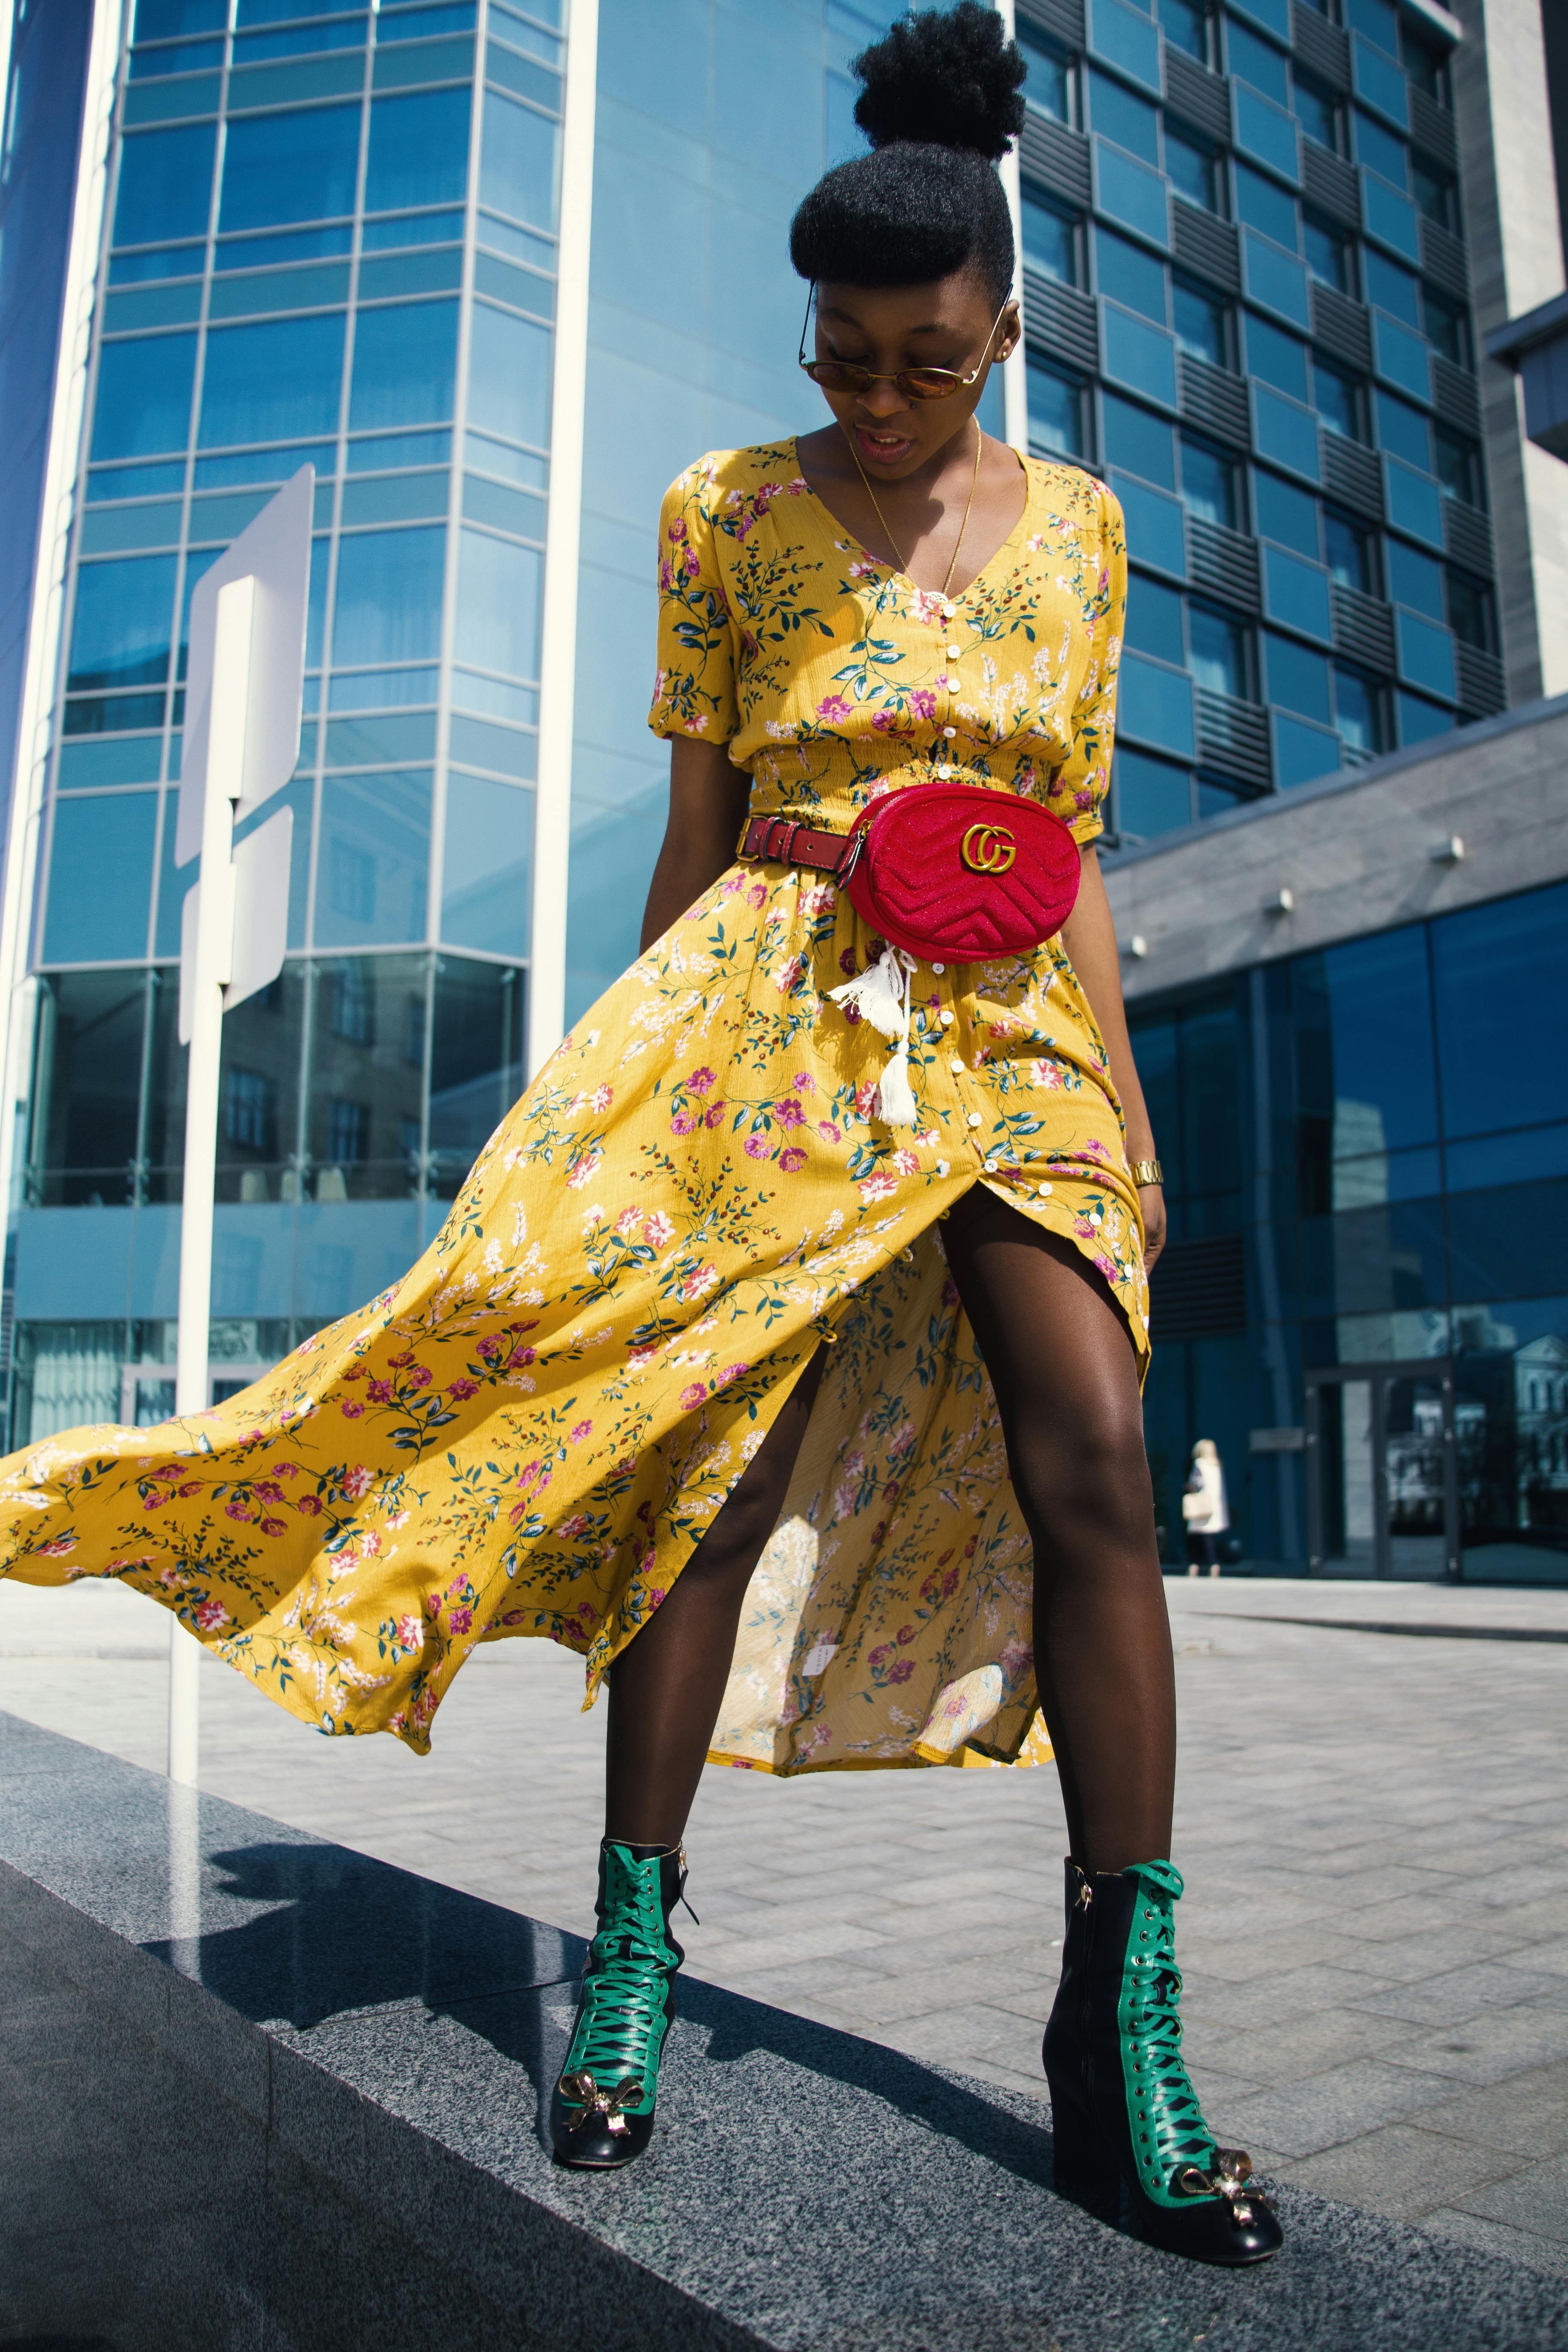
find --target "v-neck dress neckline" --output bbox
[793,435,1034,606]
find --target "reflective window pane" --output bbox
[1178,435,1235,527]
[1103,392,1174,487]
[349,298,459,429]
[199,313,347,446]
[1164,125,1217,212]
[89,332,197,459]
[113,122,217,248]
[25,971,149,1204]
[1332,663,1384,755]
[1087,67,1158,163]
[429,957,524,1195]
[1172,275,1225,365]
[478,87,557,229]
[67,555,178,691]
[1017,25,1072,123]
[1115,746,1191,837]
[214,962,308,1201]
[1095,225,1166,322]
[1026,359,1088,462]
[331,526,447,666]
[1187,599,1246,695]
[219,105,362,233]
[1255,467,1319,557]
[466,300,552,448]
[1021,186,1078,284]
[314,775,432,946]
[441,774,533,954]
[454,528,541,680]
[305,952,428,1198]
[43,793,158,965]
[365,87,472,213]
[1433,884,1568,1140]
[1125,573,1185,665]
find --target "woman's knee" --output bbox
[1006,1384,1153,1537]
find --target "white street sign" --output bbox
[178,805,294,1044]
[176,463,313,867]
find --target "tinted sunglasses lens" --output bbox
[900,370,962,398]
[805,360,870,391]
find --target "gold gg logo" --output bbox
[960,823,1017,875]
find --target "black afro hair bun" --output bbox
[853,0,1026,162]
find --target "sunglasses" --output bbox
[797,283,1014,401]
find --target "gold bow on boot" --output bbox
[1175,2148,1271,2228]
[557,2069,645,2139]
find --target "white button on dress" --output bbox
[949,1057,965,1075]
[966,1112,982,1129]
[943,725,957,739]
[940,1008,955,1026]
[983,1158,997,1173]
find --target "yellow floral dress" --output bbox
[0,441,1144,1775]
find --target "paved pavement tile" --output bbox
[1452,2150,1568,2247]
[1213,2058,1460,2158]
[1353,1960,1567,2026]
[1282,2119,1529,2223]
[1415,2061,1568,2158]
[1418,2206,1568,2284]
[3,1569,1566,2282]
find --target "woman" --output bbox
[0,5,1278,2265]
[1184,1438,1230,1577]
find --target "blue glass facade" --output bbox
[1134,878,1568,1583]
[1008,0,1501,836]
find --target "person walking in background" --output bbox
[1183,1439,1229,1577]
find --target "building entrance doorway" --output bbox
[1305,1363,1460,1581]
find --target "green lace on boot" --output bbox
[558,1843,683,2136]
[1115,1858,1228,2211]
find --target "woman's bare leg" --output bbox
[603,1350,826,1847]
[940,1186,1174,1873]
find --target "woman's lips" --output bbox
[853,423,915,466]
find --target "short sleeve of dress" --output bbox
[1057,482,1127,847]
[646,462,741,746]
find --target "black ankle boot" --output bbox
[550,1841,688,2169]
[1043,1858,1283,2266]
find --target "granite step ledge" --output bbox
[1,1709,1563,2352]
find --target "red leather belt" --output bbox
[740,812,858,875]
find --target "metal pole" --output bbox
[527,0,600,1078]
[168,573,252,1787]
[995,0,1030,457]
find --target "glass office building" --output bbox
[1130,866,1568,1584]
[1007,0,1501,842]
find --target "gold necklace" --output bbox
[848,422,983,597]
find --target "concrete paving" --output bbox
[3,1569,1565,2288]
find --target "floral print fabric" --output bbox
[0,440,1143,1774]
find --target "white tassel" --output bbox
[827,945,906,1040]
[876,1041,918,1127]
[829,946,918,1130]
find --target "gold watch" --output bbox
[1129,1159,1164,1187]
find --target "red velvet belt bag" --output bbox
[741,781,1081,963]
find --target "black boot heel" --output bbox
[1045,2089,1120,2219]
[1041,1859,1283,2267]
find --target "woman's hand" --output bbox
[640,737,751,953]
[1138,1182,1167,1271]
